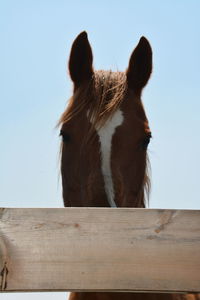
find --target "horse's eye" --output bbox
[142,134,152,150]
[60,130,70,143]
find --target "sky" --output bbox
[1,0,200,299]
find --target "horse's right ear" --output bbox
[69,31,94,87]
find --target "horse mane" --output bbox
[142,155,151,207]
[58,70,127,129]
[58,70,150,208]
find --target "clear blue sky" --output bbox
[1,0,200,299]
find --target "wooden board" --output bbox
[0,207,200,293]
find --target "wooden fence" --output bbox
[0,207,200,293]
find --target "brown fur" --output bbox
[68,293,200,300]
[59,32,199,300]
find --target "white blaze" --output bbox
[95,110,124,207]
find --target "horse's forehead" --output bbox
[96,110,124,134]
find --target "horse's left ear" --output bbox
[126,37,152,93]
[69,31,94,87]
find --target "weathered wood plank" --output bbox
[0,208,200,293]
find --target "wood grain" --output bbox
[0,208,200,293]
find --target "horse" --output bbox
[59,31,200,300]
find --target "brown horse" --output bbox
[59,32,199,300]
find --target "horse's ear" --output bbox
[126,37,152,93]
[69,31,94,87]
